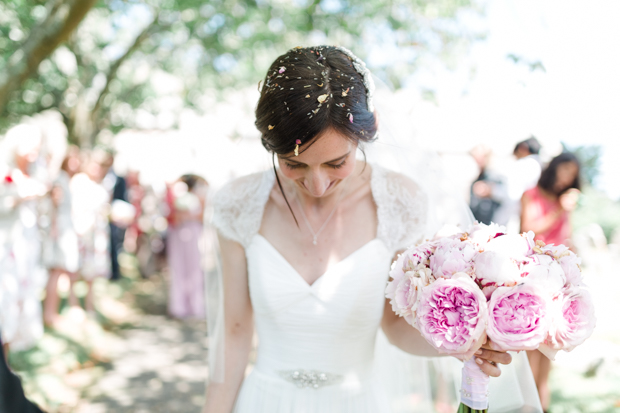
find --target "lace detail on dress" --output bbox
[371,164,428,254]
[212,170,275,248]
[212,164,427,252]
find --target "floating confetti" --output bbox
[279,66,286,73]
[317,94,328,103]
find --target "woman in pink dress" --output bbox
[166,174,208,319]
[521,152,581,412]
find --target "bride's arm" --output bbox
[381,299,510,377]
[203,234,253,413]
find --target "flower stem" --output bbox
[457,402,487,413]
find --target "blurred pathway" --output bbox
[75,314,208,413]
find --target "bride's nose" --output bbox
[304,169,330,197]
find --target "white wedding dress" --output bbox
[211,164,542,413]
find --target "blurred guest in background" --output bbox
[101,151,128,281]
[0,334,45,413]
[122,169,144,256]
[493,136,542,232]
[469,145,503,224]
[71,150,111,314]
[165,174,208,319]
[42,146,81,327]
[521,151,581,412]
[0,125,48,353]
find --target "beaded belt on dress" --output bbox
[279,369,344,389]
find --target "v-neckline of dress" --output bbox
[254,234,383,288]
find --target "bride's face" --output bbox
[278,128,358,198]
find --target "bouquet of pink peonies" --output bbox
[385,222,596,413]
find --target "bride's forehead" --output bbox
[302,132,354,155]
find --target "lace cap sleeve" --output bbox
[371,164,429,254]
[211,170,275,248]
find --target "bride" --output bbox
[203,46,533,413]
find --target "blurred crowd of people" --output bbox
[469,137,582,412]
[0,121,210,366]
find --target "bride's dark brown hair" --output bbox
[255,46,377,223]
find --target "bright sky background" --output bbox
[402,0,620,199]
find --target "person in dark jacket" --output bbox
[0,335,45,413]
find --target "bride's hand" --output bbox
[473,339,512,377]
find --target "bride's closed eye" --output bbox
[284,160,347,170]
[327,159,347,169]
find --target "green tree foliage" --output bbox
[565,143,602,187]
[0,0,483,146]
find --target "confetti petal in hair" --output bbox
[268,125,275,130]
[348,113,353,123]
[317,94,328,103]
[305,94,310,98]
[312,108,320,114]
[317,83,323,87]
[279,66,286,73]
[342,88,350,97]
[304,85,311,88]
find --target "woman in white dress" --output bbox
[71,151,111,313]
[203,46,531,413]
[0,125,48,353]
[42,148,81,326]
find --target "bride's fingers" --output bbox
[475,357,502,377]
[475,348,512,365]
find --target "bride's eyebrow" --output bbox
[285,152,351,165]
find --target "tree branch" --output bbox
[91,16,160,118]
[0,0,99,115]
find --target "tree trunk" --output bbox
[0,0,99,115]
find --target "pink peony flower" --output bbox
[429,237,478,279]
[416,273,488,356]
[522,231,536,253]
[474,251,521,299]
[487,283,550,351]
[400,241,435,273]
[538,243,582,286]
[520,254,566,297]
[545,285,596,352]
[385,267,432,326]
[467,222,506,246]
[559,253,583,286]
[484,233,531,261]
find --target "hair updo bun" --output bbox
[256,46,377,156]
